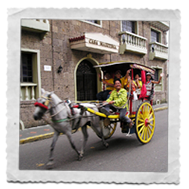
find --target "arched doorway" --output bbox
[76,60,97,101]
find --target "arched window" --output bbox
[76,60,97,101]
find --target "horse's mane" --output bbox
[51,93,62,103]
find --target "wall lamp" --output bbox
[57,65,63,74]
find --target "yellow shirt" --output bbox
[104,78,114,91]
[121,77,128,88]
[106,88,128,109]
[133,80,143,88]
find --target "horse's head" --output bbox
[33,89,53,120]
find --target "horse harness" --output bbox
[34,95,97,124]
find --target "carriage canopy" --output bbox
[94,61,155,75]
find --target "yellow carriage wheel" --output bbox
[85,107,117,140]
[104,122,117,140]
[135,102,155,144]
[98,121,117,140]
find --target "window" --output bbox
[154,69,160,81]
[86,20,100,25]
[20,49,41,101]
[151,29,160,43]
[21,53,33,82]
[82,20,102,27]
[153,67,163,91]
[122,21,136,33]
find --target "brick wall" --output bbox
[20,20,168,128]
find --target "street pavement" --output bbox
[19,109,168,171]
[7,103,168,146]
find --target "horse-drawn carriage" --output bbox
[33,61,156,167]
[78,61,156,144]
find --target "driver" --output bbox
[100,78,133,129]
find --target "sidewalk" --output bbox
[20,103,168,144]
[152,102,168,111]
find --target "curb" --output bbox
[154,106,168,112]
[20,106,168,144]
[20,132,54,144]
[19,129,77,144]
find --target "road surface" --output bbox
[19,109,168,172]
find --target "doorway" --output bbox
[76,60,97,101]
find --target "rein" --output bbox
[35,95,98,124]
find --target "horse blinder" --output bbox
[36,93,52,109]
[44,99,50,106]
[34,102,49,110]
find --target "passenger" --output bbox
[133,74,142,89]
[146,72,163,100]
[121,69,131,89]
[133,74,142,95]
[123,75,138,100]
[96,73,114,101]
[114,70,123,84]
[114,69,131,88]
[124,75,136,92]
[146,72,163,84]
[100,78,133,128]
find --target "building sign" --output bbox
[69,33,119,54]
[44,65,51,71]
[89,39,117,50]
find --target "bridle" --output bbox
[34,94,51,110]
[34,101,49,110]
[34,94,71,123]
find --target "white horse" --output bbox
[33,89,108,168]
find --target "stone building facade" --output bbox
[20,20,169,128]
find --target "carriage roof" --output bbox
[94,61,155,75]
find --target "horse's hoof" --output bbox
[46,161,54,169]
[78,154,83,161]
[105,143,109,148]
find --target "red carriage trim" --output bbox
[34,102,49,110]
[72,104,79,108]
[115,111,129,116]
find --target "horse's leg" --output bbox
[91,119,109,148]
[99,121,109,148]
[65,131,81,160]
[46,130,60,169]
[79,124,89,160]
[101,134,109,148]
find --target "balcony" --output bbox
[7,19,50,33]
[21,19,50,32]
[21,19,50,39]
[118,31,147,55]
[148,21,169,32]
[149,42,168,60]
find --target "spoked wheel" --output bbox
[135,101,155,144]
[99,120,117,140]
